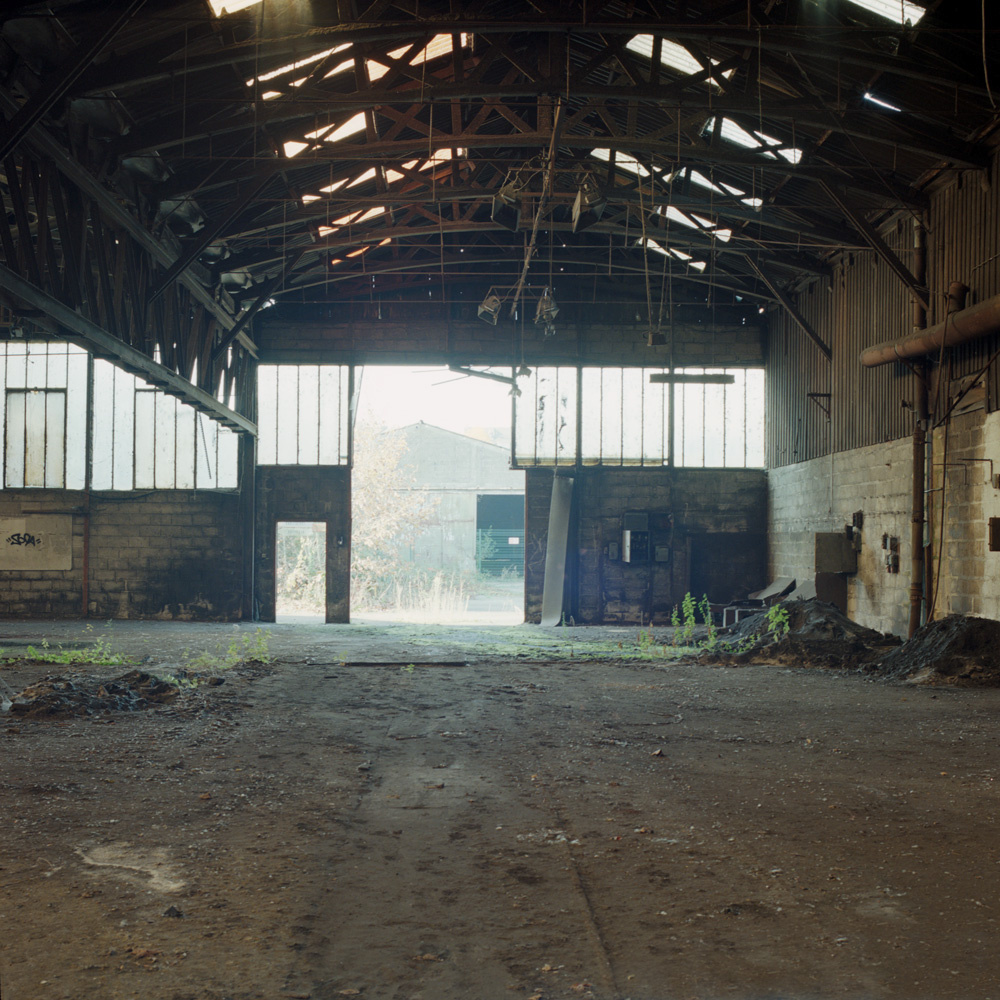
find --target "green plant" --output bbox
[400,663,415,674]
[180,627,272,672]
[765,603,791,642]
[681,592,698,642]
[699,594,718,652]
[636,627,665,658]
[16,623,130,667]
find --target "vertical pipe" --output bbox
[908,219,928,638]
[82,350,94,616]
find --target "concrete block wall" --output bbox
[0,490,243,619]
[768,409,1000,636]
[526,467,767,624]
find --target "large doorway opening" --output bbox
[350,366,524,624]
[275,521,326,622]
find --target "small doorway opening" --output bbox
[275,521,326,622]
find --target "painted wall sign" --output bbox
[0,516,73,571]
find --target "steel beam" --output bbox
[820,180,930,314]
[0,0,146,162]
[0,87,256,356]
[0,262,256,435]
[749,259,831,361]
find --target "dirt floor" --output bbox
[2,619,1000,1000]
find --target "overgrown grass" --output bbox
[158,627,273,689]
[0,623,132,667]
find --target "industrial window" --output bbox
[513,366,578,467]
[513,366,764,469]
[0,342,240,491]
[256,365,352,465]
[90,361,239,490]
[0,342,87,489]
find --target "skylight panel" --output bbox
[283,140,309,158]
[665,168,763,211]
[209,0,262,15]
[248,44,350,86]
[590,148,650,177]
[753,130,803,164]
[347,168,377,189]
[843,0,924,25]
[305,112,367,145]
[363,34,470,83]
[318,206,385,237]
[656,205,731,242]
[864,91,903,112]
[706,117,803,164]
[625,34,734,89]
[323,59,355,80]
[640,238,707,271]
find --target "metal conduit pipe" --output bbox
[907,221,927,639]
[860,281,979,367]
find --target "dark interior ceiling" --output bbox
[1,0,998,340]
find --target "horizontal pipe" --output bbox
[860,283,997,368]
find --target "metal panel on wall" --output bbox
[768,152,1000,469]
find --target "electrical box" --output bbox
[622,529,649,563]
[622,513,650,564]
[815,531,857,574]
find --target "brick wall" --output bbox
[254,466,351,622]
[0,490,244,619]
[525,467,767,624]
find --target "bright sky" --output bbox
[355,366,514,435]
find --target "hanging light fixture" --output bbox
[571,175,607,233]
[491,180,522,231]
[477,290,503,325]
[535,286,558,336]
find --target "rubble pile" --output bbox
[4,670,179,718]
[871,615,1000,686]
[713,598,901,670]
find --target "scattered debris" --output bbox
[709,598,900,670]
[5,671,179,718]
[870,615,1000,686]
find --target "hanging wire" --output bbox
[984,0,997,109]
[638,162,654,329]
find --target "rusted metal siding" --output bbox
[768,151,1000,469]
[767,230,913,468]
[925,157,1000,407]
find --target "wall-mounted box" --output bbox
[622,529,649,563]
[815,531,857,574]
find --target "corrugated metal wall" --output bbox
[767,150,1000,469]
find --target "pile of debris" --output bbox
[3,670,179,719]
[710,598,901,670]
[869,615,1000,686]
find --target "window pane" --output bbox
[24,391,48,487]
[175,402,196,489]
[5,390,26,487]
[621,368,645,462]
[257,365,352,466]
[134,391,156,487]
[257,366,278,464]
[154,393,177,489]
[43,391,66,488]
[703,370,726,467]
